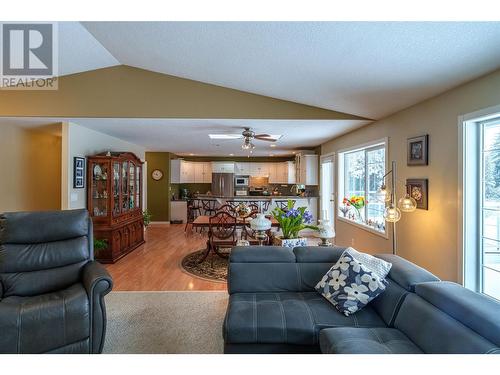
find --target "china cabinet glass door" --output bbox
[129,163,135,209]
[121,161,129,212]
[135,165,141,208]
[91,161,109,217]
[113,162,121,215]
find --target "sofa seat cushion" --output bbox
[0,283,90,353]
[224,292,386,346]
[319,327,423,354]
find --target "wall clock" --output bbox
[151,169,164,181]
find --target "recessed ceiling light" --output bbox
[270,154,274,157]
[270,144,276,148]
[189,153,195,156]
[292,151,296,154]
[229,153,234,156]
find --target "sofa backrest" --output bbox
[370,254,440,326]
[0,209,92,298]
[394,281,500,353]
[228,246,440,327]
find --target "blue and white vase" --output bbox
[273,237,307,248]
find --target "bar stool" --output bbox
[185,199,202,232]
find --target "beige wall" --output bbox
[0,65,365,121]
[0,123,62,212]
[62,122,147,210]
[322,69,500,282]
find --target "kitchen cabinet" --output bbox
[250,162,269,177]
[295,154,318,185]
[171,160,212,183]
[268,161,296,184]
[235,162,251,175]
[212,162,235,173]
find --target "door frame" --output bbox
[320,152,336,224]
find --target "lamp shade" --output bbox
[398,193,417,212]
[250,213,272,231]
[377,184,392,202]
[383,204,401,223]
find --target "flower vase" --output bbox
[273,236,308,248]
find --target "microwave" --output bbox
[234,176,249,187]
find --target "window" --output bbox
[338,141,386,234]
[480,118,500,300]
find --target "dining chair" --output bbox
[261,200,271,213]
[275,200,294,211]
[225,200,241,211]
[199,211,238,264]
[218,204,237,215]
[201,199,218,216]
[185,199,203,232]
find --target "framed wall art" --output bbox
[407,134,429,166]
[74,157,85,189]
[406,178,428,210]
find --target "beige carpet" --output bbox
[103,291,228,354]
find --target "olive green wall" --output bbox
[146,152,172,222]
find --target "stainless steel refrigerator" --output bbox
[211,173,234,197]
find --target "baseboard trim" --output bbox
[150,221,170,224]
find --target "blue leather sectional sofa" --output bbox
[223,246,500,354]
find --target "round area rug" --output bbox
[180,249,230,282]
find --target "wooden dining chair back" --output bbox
[217,204,237,215]
[261,200,271,213]
[225,200,241,211]
[275,200,294,211]
[185,199,202,232]
[208,211,238,257]
[201,199,218,216]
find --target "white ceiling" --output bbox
[2,117,368,156]
[6,22,500,155]
[78,21,500,119]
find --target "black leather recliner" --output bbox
[0,209,113,354]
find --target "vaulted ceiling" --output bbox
[57,21,500,120]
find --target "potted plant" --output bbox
[94,238,108,259]
[143,209,152,228]
[271,200,318,248]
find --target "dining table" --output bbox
[192,214,280,263]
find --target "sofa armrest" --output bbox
[82,261,113,353]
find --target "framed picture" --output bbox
[407,135,429,166]
[73,157,85,189]
[406,178,428,210]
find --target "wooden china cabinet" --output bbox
[87,152,144,263]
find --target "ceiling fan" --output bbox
[209,127,281,151]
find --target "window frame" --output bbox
[459,103,500,297]
[337,138,389,238]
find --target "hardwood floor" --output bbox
[104,224,227,291]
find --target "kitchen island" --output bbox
[195,195,319,221]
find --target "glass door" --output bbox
[481,118,500,300]
[320,154,335,224]
[90,160,109,217]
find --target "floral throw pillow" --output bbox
[315,248,392,316]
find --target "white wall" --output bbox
[62,122,146,210]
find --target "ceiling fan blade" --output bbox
[209,133,243,140]
[254,135,277,142]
